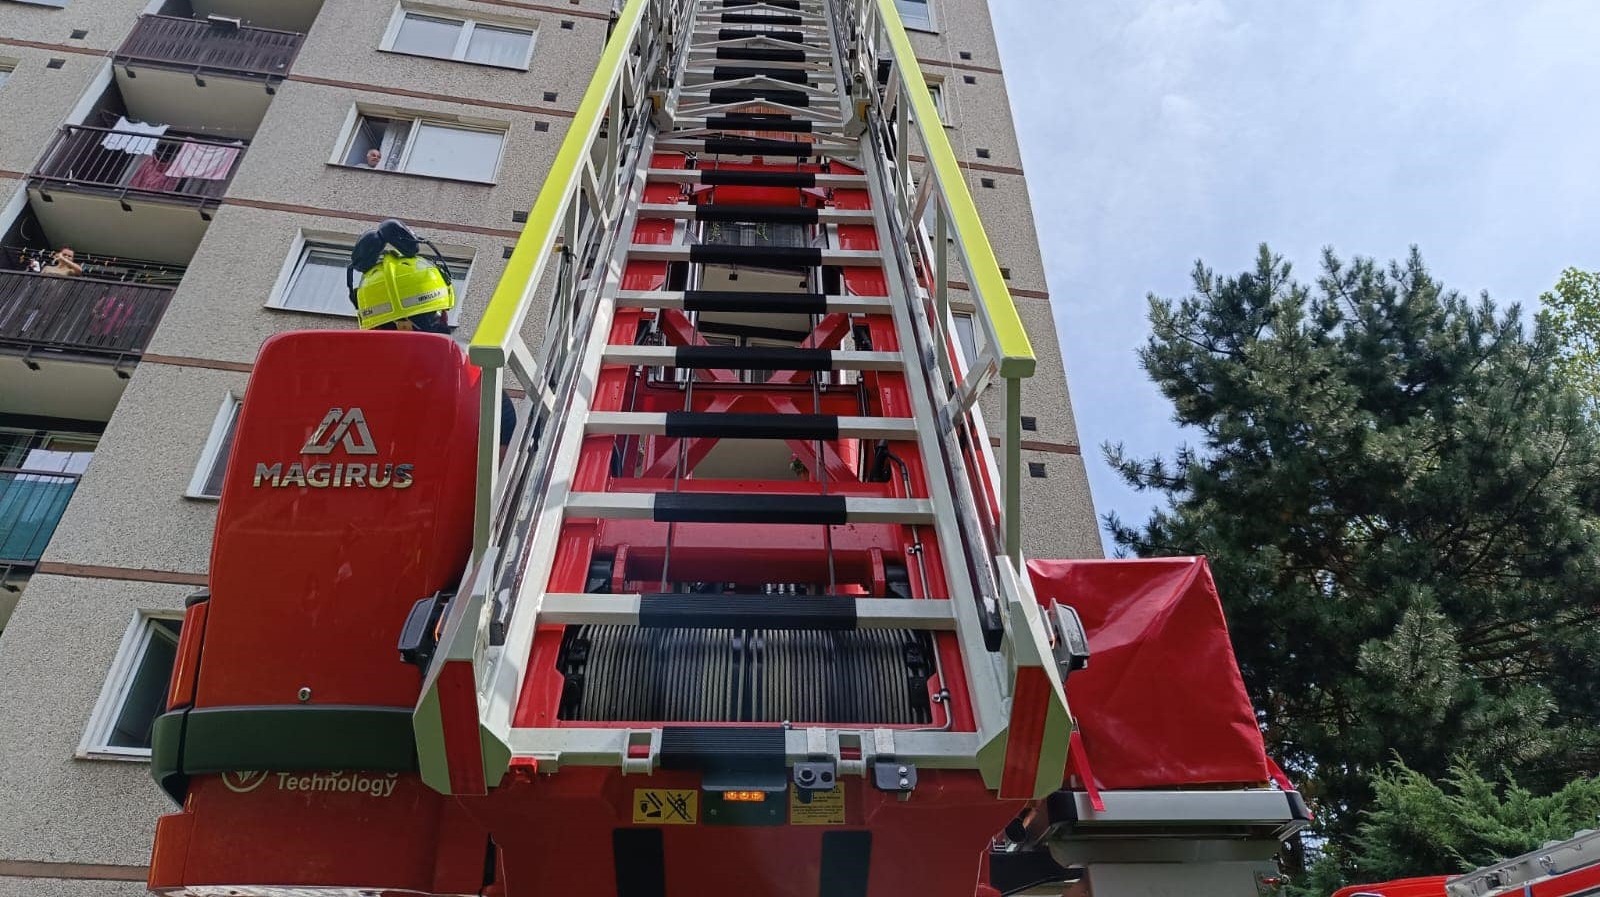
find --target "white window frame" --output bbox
[926,79,951,127]
[266,229,476,321]
[379,5,536,70]
[186,392,241,500]
[78,612,184,761]
[895,0,935,32]
[332,107,508,183]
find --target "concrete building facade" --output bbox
[0,0,1098,891]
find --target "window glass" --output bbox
[895,0,932,29]
[282,245,352,316]
[81,615,183,758]
[106,620,180,750]
[392,13,462,57]
[199,399,241,498]
[407,123,503,182]
[953,312,977,367]
[466,25,532,68]
[0,67,12,90]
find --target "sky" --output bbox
[987,0,1600,553]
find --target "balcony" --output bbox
[0,470,78,571]
[0,270,174,420]
[27,127,246,265]
[114,15,303,139]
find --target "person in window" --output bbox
[347,219,518,449]
[40,246,83,277]
[364,148,384,169]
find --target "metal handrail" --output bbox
[833,0,1034,567]
[0,270,174,361]
[30,126,247,204]
[116,14,304,80]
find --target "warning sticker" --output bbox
[633,788,698,825]
[788,784,846,825]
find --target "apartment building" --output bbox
[0,0,1099,891]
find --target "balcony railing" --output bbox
[117,14,303,81]
[0,271,174,362]
[31,126,246,203]
[0,470,78,567]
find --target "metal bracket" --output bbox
[792,760,838,802]
[872,759,917,796]
[1045,601,1090,679]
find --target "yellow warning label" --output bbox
[789,784,846,825]
[633,788,698,825]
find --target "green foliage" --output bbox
[1108,245,1600,882]
[1540,267,1600,400]
[1303,759,1600,889]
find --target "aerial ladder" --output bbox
[144,0,1307,895]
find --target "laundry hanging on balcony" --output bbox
[101,117,168,154]
[166,142,241,180]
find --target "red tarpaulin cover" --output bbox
[1026,557,1271,790]
[1331,877,1449,897]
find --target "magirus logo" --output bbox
[252,407,414,490]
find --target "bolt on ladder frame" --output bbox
[413,0,1075,802]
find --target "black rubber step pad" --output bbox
[712,65,810,84]
[663,411,839,439]
[706,114,813,133]
[699,169,815,187]
[653,492,848,524]
[717,28,806,43]
[674,344,834,370]
[708,86,811,106]
[689,244,822,267]
[682,290,828,314]
[715,46,808,63]
[701,137,812,157]
[721,12,805,25]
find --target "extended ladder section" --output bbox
[416,0,1077,802]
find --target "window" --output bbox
[187,394,241,500]
[269,234,473,318]
[383,8,535,69]
[340,111,507,182]
[952,312,978,368]
[926,81,950,126]
[895,0,933,30]
[79,613,183,759]
[0,63,13,89]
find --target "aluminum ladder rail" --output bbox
[413,0,1075,802]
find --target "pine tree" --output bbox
[1107,246,1600,879]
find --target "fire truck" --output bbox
[142,0,1310,894]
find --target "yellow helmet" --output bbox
[353,250,455,330]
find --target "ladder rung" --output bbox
[711,65,810,84]
[713,46,809,63]
[648,168,859,187]
[704,114,812,132]
[540,594,957,631]
[566,492,935,525]
[721,12,806,26]
[602,344,901,371]
[708,87,811,106]
[638,203,871,224]
[625,243,880,266]
[716,28,806,43]
[615,290,891,314]
[724,0,803,8]
[690,244,820,266]
[586,411,917,440]
[697,137,813,157]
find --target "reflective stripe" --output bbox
[401,288,451,309]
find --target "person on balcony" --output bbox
[40,247,83,277]
[347,219,517,450]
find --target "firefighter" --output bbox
[347,219,518,448]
